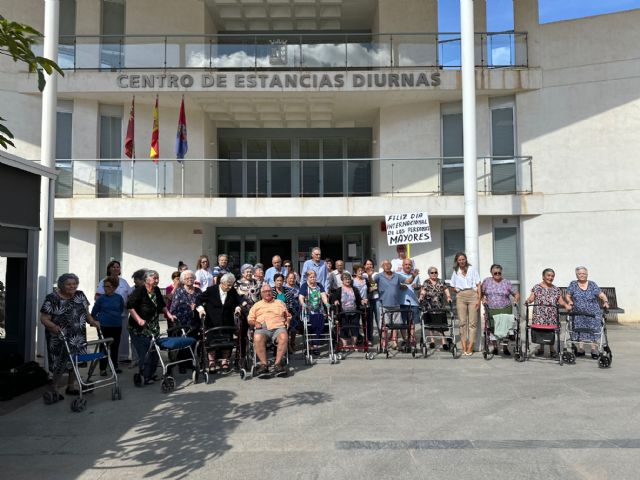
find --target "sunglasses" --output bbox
[429,271,438,275]
[492,272,502,276]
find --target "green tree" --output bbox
[0,15,64,149]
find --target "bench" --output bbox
[559,286,624,322]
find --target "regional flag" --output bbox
[150,96,159,162]
[175,96,188,161]
[124,96,135,159]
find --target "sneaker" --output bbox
[502,347,511,356]
[273,364,288,377]
[100,370,107,377]
[429,342,436,349]
[143,378,154,385]
[256,364,270,377]
[442,343,449,351]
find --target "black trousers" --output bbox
[100,326,122,371]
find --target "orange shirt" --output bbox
[247,299,291,330]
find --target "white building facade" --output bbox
[1,0,638,321]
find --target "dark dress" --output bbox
[127,285,165,337]
[169,286,202,329]
[40,291,90,375]
[198,286,242,355]
[330,287,363,339]
[567,280,603,342]
[420,279,449,330]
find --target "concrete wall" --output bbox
[516,8,640,321]
[121,220,205,289]
[68,220,98,300]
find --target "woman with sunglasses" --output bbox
[419,267,452,350]
[481,264,520,355]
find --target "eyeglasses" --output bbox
[429,271,438,275]
[492,272,502,276]
[284,264,292,268]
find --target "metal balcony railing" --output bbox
[54,156,533,199]
[36,32,527,71]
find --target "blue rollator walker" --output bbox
[133,325,199,393]
[44,328,122,412]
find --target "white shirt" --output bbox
[195,268,214,291]
[449,266,480,290]
[327,270,344,291]
[219,286,227,305]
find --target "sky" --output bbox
[438,0,640,31]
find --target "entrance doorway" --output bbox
[259,239,292,268]
[320,234,342,265]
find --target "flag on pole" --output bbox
[150,95,159,162]
[175,96,188,161]
[124,96,135,159]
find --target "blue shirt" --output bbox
[301,259,327,287]
[373,272,403,308]
[399,272,421,306]
[91,293,124,327]
[264,266,288,286]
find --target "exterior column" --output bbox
[37,0,60,360]
[460,0,479,267]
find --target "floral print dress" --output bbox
[567,280,603,342]
[531,284,561,326]
[40,291,90,375]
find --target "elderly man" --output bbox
[211,254,230,283]
[247,283,292,377]
[265,255,288,287]
[391,244,415,273]
[399,258,421,345]
[301,247,327,287]
[326,259,346,293]
[373,259,408,349]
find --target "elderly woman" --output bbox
[235,264,260,311]
[525,268,568,357]
[450,252,481,356]
[194,255,214,292]
[197,273,241,372]
[299,270,330,356]
[419,266,452,350]
[95,260,132,364]
[127,270,177,385]
[363,258,380,338]
[40,273,100,399]
[169,270,202,330]
[284,271,301,352]
[566,266,609,358]
[330,272,363,347]
[481,264,520,356]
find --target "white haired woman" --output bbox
[40,273,100,399]
[169,270,202,331]
[566,266,609,358]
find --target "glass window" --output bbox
[300,139,320,197]
[98,111,122,197]
[53,230,70,281]
[442,110,464,195]
[323,138,343,197]
[493,227,519,281]
[55,111,73,198]
[58,0,76,68]
[218,138,243,197]
[98,231,122,279]
[443,228,464,279]
[270,139,291,197]
[101,0,125,69]
[246,139,267,197]
[347,138,371,196]
[491,105,516,194]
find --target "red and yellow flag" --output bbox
[150,96,159,162]
[124,96,135,159]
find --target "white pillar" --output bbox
[37,0,60,360]
[460,0,479,267]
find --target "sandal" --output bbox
[220,361,231,372]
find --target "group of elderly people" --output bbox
[40,247,611,397]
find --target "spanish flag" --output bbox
[150,95,159,162]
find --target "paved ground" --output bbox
[1,324,639,480]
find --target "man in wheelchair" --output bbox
[247,284,292,377]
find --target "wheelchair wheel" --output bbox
[70,397,87,413]
[240,368,250,380]
[192,369,199,384]
[451,345,458,358]
[421,344,427,358]
[161,376,175,393]
[598,355,611,369]
[202,371,210,384]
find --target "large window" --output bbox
[490,97,517,194]
[442,227,465,279]
[58,0,76,68]
[217,129,371,198]
[98,106,123,197]
[441,103,464,195]
[98,222,122,279]
[100,0,125,69]
[53,230,70,281]
[55,108,73,198]
[493,221,519,283]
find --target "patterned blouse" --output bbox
[169,286,202,329]
[531,284,562,326]
[420,279,449,310]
